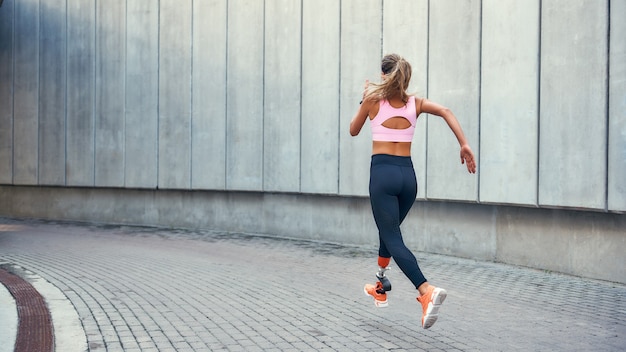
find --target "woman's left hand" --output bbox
[460,145,477,174]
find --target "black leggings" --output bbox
[369,154,427,289]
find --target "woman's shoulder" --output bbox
[412,95,429,104]
[412,95,427,115]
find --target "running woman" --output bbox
[350,54,476,329]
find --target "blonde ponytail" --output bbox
[364,54,412,104]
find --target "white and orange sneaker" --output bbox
[364,281,388,308]
[417,286,447,329]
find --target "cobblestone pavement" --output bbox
[0,218,624,352]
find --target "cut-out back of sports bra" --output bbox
[370,96,417,142]
[381,116,412,130]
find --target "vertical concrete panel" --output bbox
[158,0,192,189]
[66,0,95,186]
[12,0,38,185]
[0,0,13,184]
[95,0,125,187]
[540,0,608,209]
[609,0,626,212]
[38,0,66,185]
[419,202,496,260]
[301,0,340,195]
[191,0,227,190]
[480,0,539,205]
[126,0,158,189]
[264,0,301,192]
[339,0,382,196]
[382,0,429,199]
[226,0,264,191]
[496,206,626,284]
[427,0,480,201]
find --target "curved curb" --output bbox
[0,267,54,352]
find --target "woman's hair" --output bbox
[364,53,412,103]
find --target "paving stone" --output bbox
[0,218,624,351]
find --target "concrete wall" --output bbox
[0,0,623,210]
[0,1,624,282]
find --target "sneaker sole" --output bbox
[422,288,447,329]
[363,286,388,308]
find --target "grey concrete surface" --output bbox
[94,0,126,188]
[11,0,40,186]
[479,0,539,206]
[609,0,626,211]
[539,0,608,210]
[263,0,302,193]
[158,0,192,190]
[226,0,264,192]
[0,218,624,351]
[38,0,67,187]
[191,0,227,191]
[426,0,481,202]
[301,0,340,196]
[125,0,159,189]
[0,0,13,185]
[66,0,95,187]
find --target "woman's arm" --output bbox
[421,99,477,173]
[350,99,373,136]
[350,80,373,136]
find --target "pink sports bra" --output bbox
[370,96,417,142]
